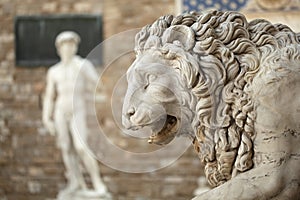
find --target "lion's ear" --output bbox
[162,25,195,51]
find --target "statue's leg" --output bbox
[270,180,300,200]
[70,110,108,194]
[192,161,299,200]
[54,111,87,192]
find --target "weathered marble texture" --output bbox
[122,10,300,199]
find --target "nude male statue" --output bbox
[43,31,110,199]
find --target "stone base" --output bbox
[57,189,112,200]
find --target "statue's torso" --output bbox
[51,57,86,114]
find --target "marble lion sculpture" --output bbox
[122,10,300,199]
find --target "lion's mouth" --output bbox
[148,115,179,145]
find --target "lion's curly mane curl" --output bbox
[134,10,300,187]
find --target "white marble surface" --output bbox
[122,11,300,199]
[43,31,111,199]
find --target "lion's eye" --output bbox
[144,74,156,90]
[148,74,156,83]
[144,74,156,89]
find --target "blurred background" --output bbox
[0,0,299,199]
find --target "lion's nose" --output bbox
[126,107,136,117]
[122,107,136,129]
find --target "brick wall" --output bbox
[0,0,205,199]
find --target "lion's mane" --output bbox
[134,10,300,187]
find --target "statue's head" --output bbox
[55,31,81,62]
[122,51,195,145]
[122,21,199,145]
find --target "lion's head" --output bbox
[122,10,300,187]
[122,49,197,145]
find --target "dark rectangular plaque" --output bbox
[15,15,103,67]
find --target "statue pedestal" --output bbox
[57,189,112,200]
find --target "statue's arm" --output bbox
[83,60,98,85]
[43,69,56,135]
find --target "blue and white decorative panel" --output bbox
[182,0,249,12]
